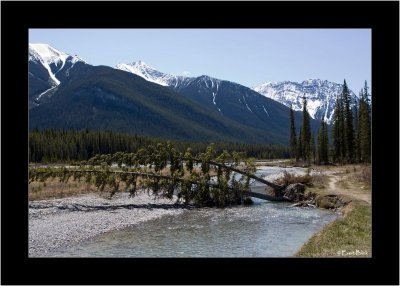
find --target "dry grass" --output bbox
[28,166,217,201]
[311,173,329,189]
[29,178,99,201]
[351,165,371,187]
[274,170,313,187]
[336,178,349,189]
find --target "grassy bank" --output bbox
[295,164,371,257]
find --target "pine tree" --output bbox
[359,81,371,163]
[310,130,315,163]
[342,80,354,163]
[331,86,346,164]
[323,119,329,163]
[318,119,329,164]
[353,91,361,163]
[331,95,340,162]
[296,131,302,161]
[317,127,322,164]
[300,95,311,162]
[289,105,297,160]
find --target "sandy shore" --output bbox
[29,191,189,257]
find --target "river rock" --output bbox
[282,183,305,202]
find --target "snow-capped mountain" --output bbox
[28,45,321,145]
[114,61,321,141]
[115,62,357,125]
[115,61,191,88]
[29,43,88,105]
[115,62,225,114]
[252,79,357,124]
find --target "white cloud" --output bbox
[182,71,190,75]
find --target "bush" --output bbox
[353,166,371,186]
[274,171,313,187]
[311,173,329,188]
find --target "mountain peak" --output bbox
[252,79,357,124]
[29,43,69,65]
[29,43,89,103]
[115,61,173,86]
[115,61,193,87]
[29,43,87,66]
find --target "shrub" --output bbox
[311,173,329,188]
[274,171,313,187]
[353,165,371,186]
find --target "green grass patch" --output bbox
[295,201,371,257]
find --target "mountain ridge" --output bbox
[29,54,292,144]
[29,44,326,145]
[116,61,358,125]
[252,79,358,124]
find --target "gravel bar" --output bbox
[29,191,189,257]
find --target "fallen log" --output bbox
[243,190,291,202]
[186,157,285,191]
[30,168,287,202]
[287,201,316,208]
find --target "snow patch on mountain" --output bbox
[29,43,87,87]
[115,61,192,87]
[262,105,270,117]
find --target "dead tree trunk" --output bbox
[34,169,288,202]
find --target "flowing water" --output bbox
[47,166,339,257]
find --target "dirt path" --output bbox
[325,174,371,204]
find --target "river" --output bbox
[44,165,339,257]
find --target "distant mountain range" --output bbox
[117,62,357,125]
[29,44,338,145]
[252,79,357,124]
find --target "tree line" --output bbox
[289,80,371,164]
[29,127,290,163]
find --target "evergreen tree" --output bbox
[289,105,297,160]
[296,131,302,161]
[318,119,329,164]
[359,81,371,163]
[317,127,322,164]
[323,119,329,163]
[342,80,354,163]
[331,87,346,164]
[300,95,311,162]
[353,91,361,163]
[331,95,340,162]
[310,130,315,163]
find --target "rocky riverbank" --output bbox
[29,191,189,257]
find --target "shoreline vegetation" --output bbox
[294,162,371,257]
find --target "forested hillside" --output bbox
[29,128,290,163]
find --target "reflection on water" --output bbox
[47,166,339,257]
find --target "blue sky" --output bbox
[29,29,371,93]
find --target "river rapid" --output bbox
[44,165,339,257]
